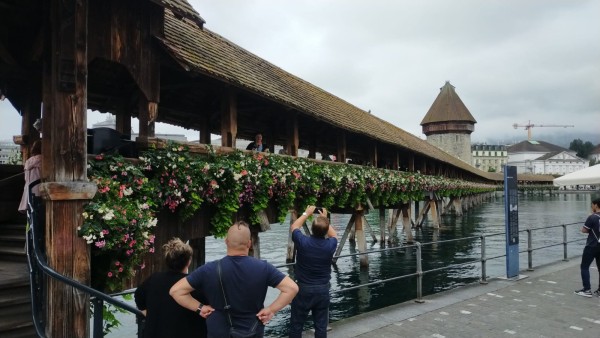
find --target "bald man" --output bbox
[170,222,298,337]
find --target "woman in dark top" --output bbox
[135,238,207,338]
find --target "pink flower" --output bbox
[107,272,113,277]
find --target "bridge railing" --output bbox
[306,222,583,302]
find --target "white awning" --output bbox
[553,164,600,186]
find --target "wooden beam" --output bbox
[332,214,355,263]
[369,142,378,167]
[393,151,400,170]
[115,110,132,136]
[355,208,368,267]
[408,154,415,172]
[286,111,299,156]
[336,130,346,163]
[220,88,237,148]
[137,97,156,141]
[198,110,210,144]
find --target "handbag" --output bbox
[217,260,260,338]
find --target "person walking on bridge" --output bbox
[574,197,600,297]
[289,206,338,338]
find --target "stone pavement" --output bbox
[326,258,600,338]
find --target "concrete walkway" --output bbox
[326,258,600,338]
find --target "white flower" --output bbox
[233,173,242,181]
[102,210,115,221]
[146,218,158,228]
[123,187,133,196]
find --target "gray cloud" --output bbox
[2,0,598,147]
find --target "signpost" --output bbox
[504,166,519,278]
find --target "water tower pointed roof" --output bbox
[420,81,477,125]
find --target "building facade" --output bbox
[0,141,20,164]
[471,144,507,172]
[421,82,476,164]
[507,140,588,175]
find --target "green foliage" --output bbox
[569,139,595,158]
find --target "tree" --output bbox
[569,139,595,158]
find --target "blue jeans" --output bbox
[580,245,600,290]
[289,283,330,338]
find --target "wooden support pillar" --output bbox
[387,208,400,242]
[220,88,237,148]
[355,208,368,267]
[138,97,157,141]
[369,142,378,167]
[198,112,210,144]
[421,158,427,174]
[249,231,260,259]
[286,112,299,156]
[429,197,440,228]
[336,130,346,163]
[362,215,377,242]
[401,203,414,243]
[42,1,97,336]
[408,154,415,172]
[189,237,206,270]
[308,136,316,159]
[286,211,298,263]
[393,151,400,170]
[453,197,463,216]
[333,214,356,263]
[379,208,386,243]
[115,110,132,136]
[415,200,430,227]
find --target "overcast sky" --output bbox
[1,0,598,146]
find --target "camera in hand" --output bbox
[314,207,323,214]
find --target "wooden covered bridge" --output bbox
[0,0,555,336]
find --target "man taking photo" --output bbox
[289,206,337,338]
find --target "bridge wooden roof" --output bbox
[157,11,493,179]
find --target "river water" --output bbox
[109,191,596,337]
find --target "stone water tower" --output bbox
[420,81,477,164]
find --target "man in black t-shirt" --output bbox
[170,222,298,337]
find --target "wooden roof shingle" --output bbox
[157,11,524,181]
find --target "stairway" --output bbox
[0,165,35,337]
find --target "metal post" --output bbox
[480,235,488,284]
[92,298,104,338]
[415,242,424,303]
[562,224,568,261]
[527,229,534,271]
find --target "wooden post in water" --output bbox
[354,207,368,267]
[379,207,386,243]
[401,203,414,243]
[429,195,440,228]
[333,214,355,263]
[250,231,261,259]
[453,197,463,216]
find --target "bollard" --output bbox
[480,235,488,284]
[415,242,424,303]
[527,229,534,271]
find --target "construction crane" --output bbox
[512,120,574,140]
